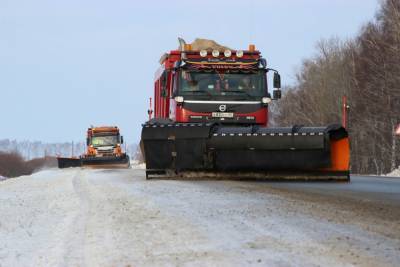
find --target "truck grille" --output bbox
[96,149,114,156]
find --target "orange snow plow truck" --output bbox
[57,126,130,169]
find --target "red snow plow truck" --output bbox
[140,38,350,180]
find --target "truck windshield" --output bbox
[91,136,119,147]
[178,70,266,98]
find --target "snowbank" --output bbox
[0,175,8,181]
[130,160,146,169]
[386,167,400,177]
[1,168,400,266]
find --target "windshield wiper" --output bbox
[223,90,252,97]
[186,90,213,98]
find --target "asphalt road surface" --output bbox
[0,168,399,267]
[266,175,400,205]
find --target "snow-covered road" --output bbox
[0,168,399,267]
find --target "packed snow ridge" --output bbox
[1,168,399,266]
[386,166,400,177]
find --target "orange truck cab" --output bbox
[85,126,125,158]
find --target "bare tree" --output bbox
[273,0,400,174]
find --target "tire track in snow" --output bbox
[63,169,90,266]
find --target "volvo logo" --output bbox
[219,105,227,112]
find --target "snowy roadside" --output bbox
[130,160,146,169]
[0,169,82,266]
[386,167,400,177]
[1,168,399,266]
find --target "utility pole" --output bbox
[396,124,400,136]
[342,96,350,128]
[392,123,400,171]
[148,97,153,120]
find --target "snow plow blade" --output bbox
[57,157,82,168]
[81,154,130,169]
[141,122,350,181]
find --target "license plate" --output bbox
[212,112,234,118]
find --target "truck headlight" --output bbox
[261,97,272,104]
[224,49,232,57]
[174,96,184,103]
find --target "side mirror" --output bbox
[173,61,181,69]
[171,91,176,98]
[273,72,281,89]
[259,58,267,68]
[121,136,124,144]
[273,89,281,99]
[86,138,90,146]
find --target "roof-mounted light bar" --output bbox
[193,45,257,59]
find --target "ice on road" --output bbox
[0,168,399,267]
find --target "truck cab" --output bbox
[153,45,281,126]
[86,126,124,158]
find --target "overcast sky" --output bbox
[0,0,379,143]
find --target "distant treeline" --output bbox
[0,152,57,178]
[0,139,141,161]
[0,139,86,159]
[0,141,143,178]
[272,0,400,174]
